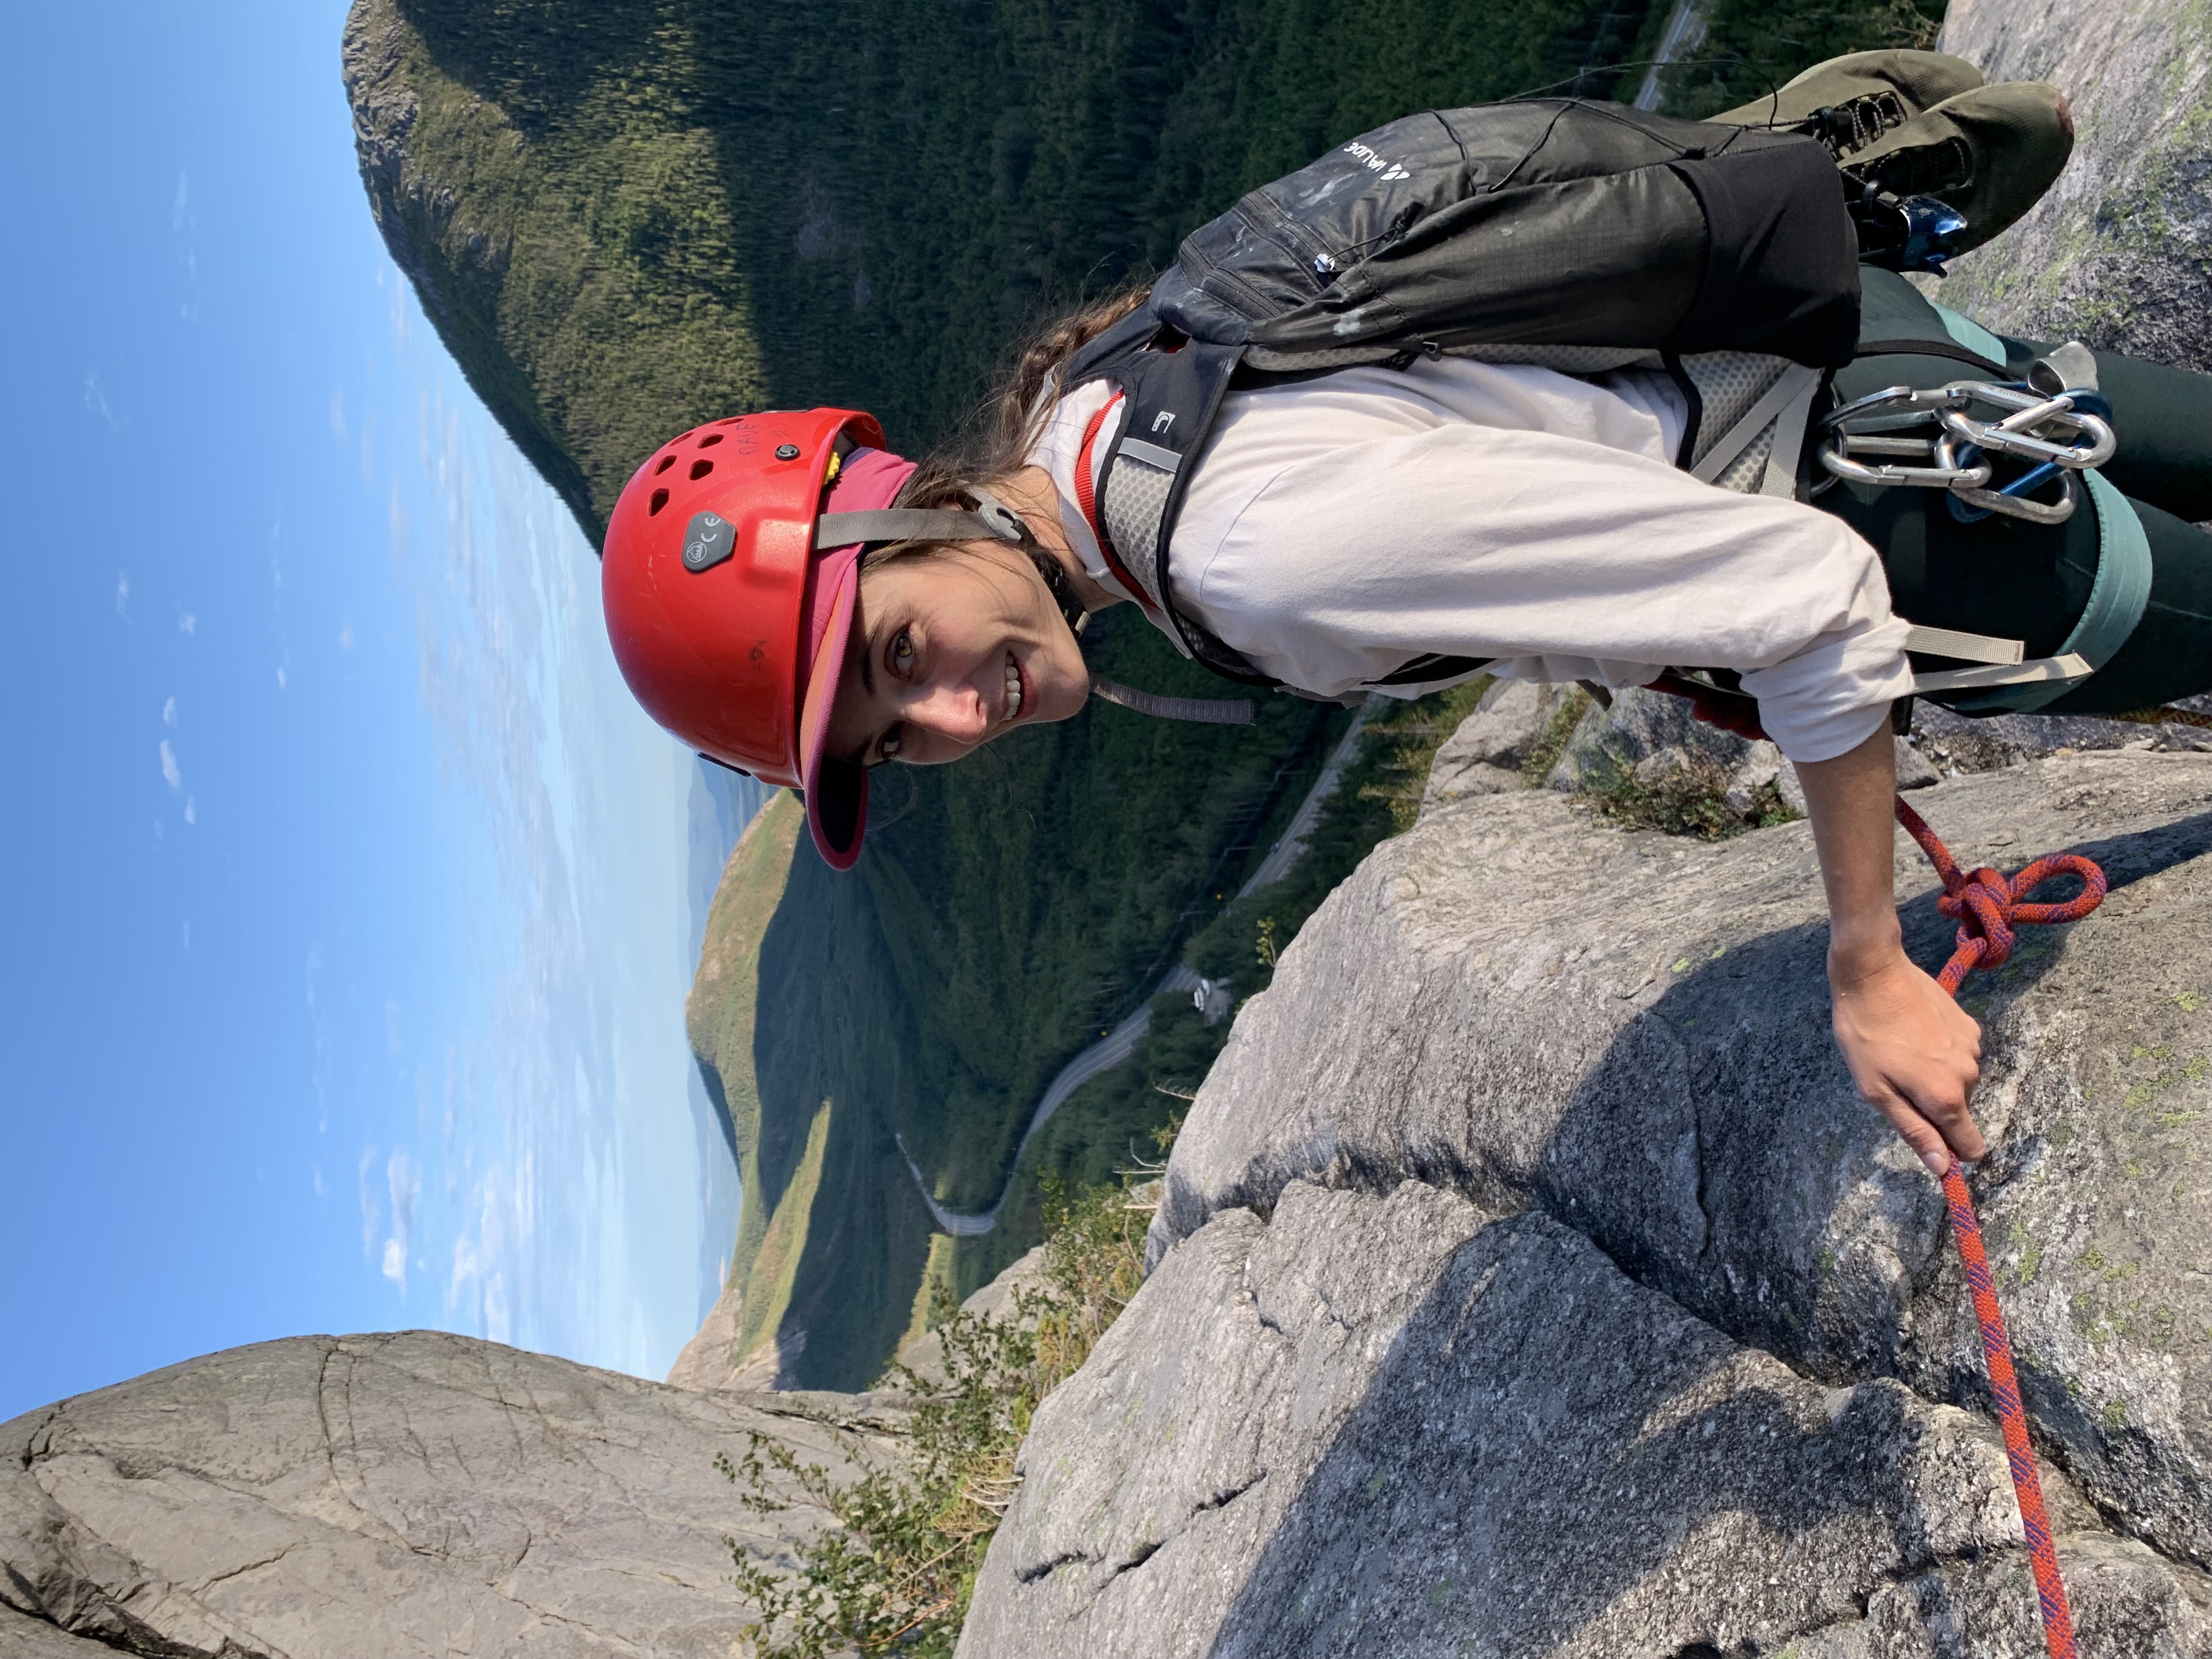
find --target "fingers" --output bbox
[1830,963,1987,1175]
[1909,1082,1987,1166]
[1867,1090,1957,1178]
[1869,1054,1986,1171]
[1913,1002,1987,1164]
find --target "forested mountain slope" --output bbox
[342,0,1942,1389]
[345,0,1939,543]
[675,620,1350,1389]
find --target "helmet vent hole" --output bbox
[697,433,724,449]
[648,488,669,516]
[689,459,714,481]
[654,455,675,475]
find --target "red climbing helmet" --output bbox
[603,407,1024,870]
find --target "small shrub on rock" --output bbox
[721,1173,1154,1657]
[1581,749,1799,840]
[1518,686,1595,788]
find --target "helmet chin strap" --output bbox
[962,485,1090,636]
[956,486,1256,726]
[825,485,1091,634]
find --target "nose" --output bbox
[901,676,991,747]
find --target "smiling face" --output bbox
[824,540,1092,767]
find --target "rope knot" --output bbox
[1939,866,2020,973]
[1894,798,2108,993]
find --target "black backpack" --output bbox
[1065,99,1862,688]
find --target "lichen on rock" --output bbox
[1936,0,2212,366]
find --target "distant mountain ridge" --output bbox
[344,0,769,543]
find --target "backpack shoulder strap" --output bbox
[1065,306,1277,684]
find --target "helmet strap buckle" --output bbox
[963,485,1090,637]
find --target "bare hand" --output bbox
[1829,945,1985,1175]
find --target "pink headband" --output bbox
[796,448,916,870]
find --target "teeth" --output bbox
[1005,656,1023,720]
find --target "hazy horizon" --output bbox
[0,0,757,1419]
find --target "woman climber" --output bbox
[599,51,2212,1184]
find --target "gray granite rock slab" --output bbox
[965,1180,2211,1658]
[1419,680,1578,820]
[0,1331,900,1657]
[1150,754,2212,1568]
[1938,0,2212,375]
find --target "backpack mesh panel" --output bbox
[1447,344,1667,372]
[1683,350,1801,490]
[1101,452,1176,612]
[1241,343,1665,374]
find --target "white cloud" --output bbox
[357,1145,381,1258]
[338,623,354,652]
[329,388,347,443]
[370,279,724,1377]
[276,665,287,690]
[445,1167,515,1346]
[177,613,196,635]
[159,739,181,792]
[184,797,196,826]
[171,171,190,233]
[84,374,123,433]
[384,1150,421,1294]
[115,572,130,616]
[312,1164,326,1200]
[162,696,177,729]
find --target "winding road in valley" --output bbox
[899,706,1373,1236]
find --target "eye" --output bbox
[890,629,916,672]
[880,724,904,761]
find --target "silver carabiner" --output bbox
[1818,428,1993,489]
[1816,383,1993,488]
[1818,377,2115,524]
[1938,404,2115,472]
[1819,382,1974,431]
[1949,468,2081,526]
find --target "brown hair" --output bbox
[861,284,1150,575]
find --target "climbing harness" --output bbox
[1810,324,2152,714]
[1893,793,2107,1659]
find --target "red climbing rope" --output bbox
[1894,794,2107,1659]
[1894,797,2109,995]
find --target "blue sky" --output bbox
[0,0,760,1418]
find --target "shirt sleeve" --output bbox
[1178,422,1911,764]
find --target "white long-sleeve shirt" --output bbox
[1027,357,1912,764]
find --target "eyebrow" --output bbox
[859,628,876,697]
